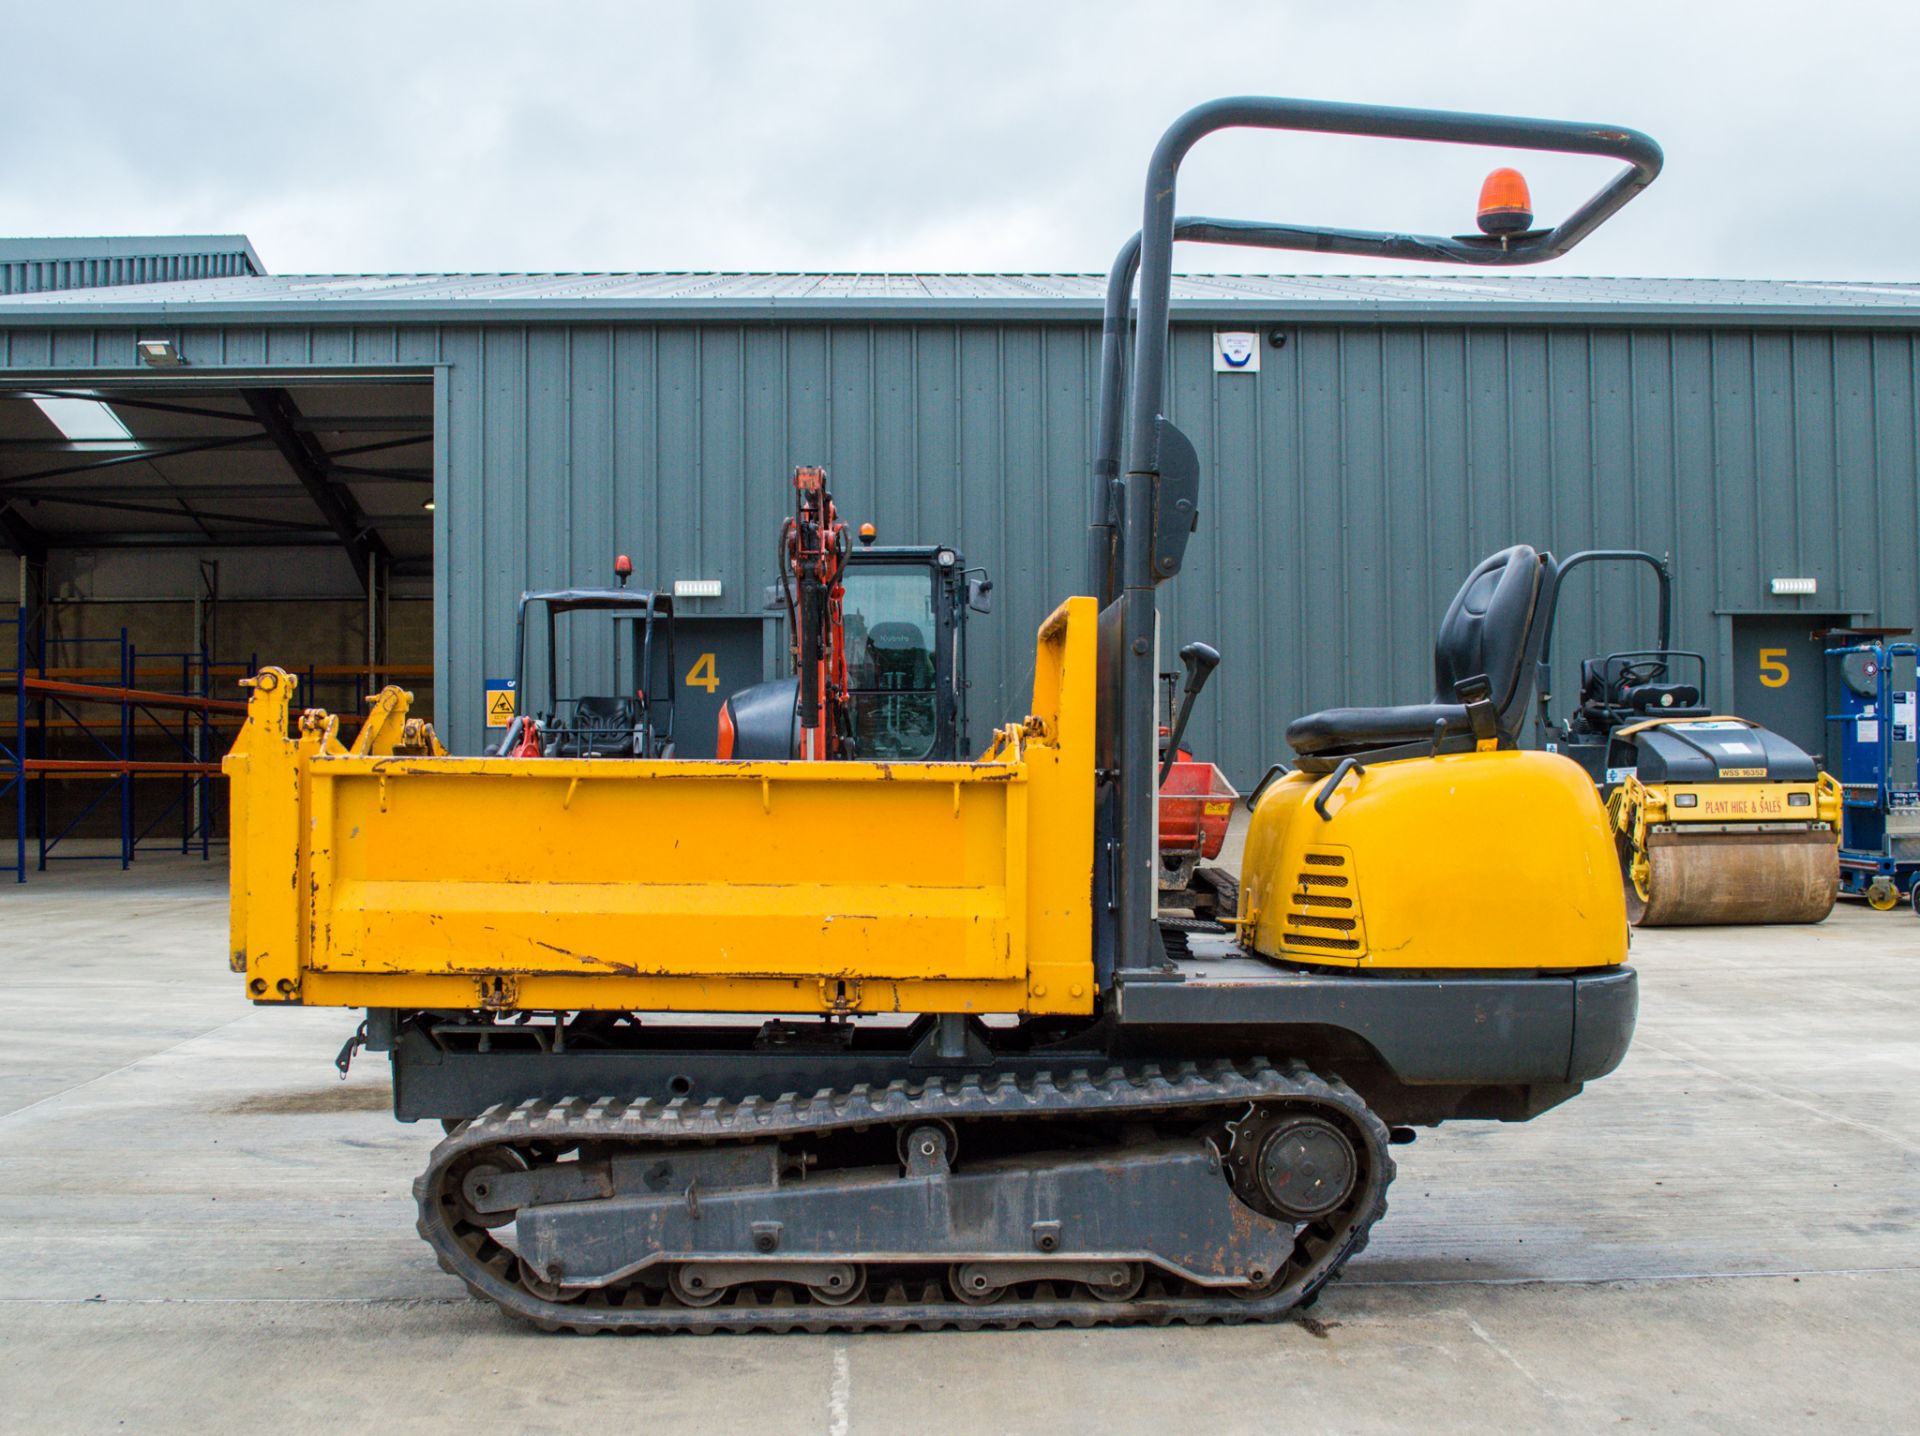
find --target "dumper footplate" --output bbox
[415,1058,1392,1333]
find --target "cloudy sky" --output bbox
[4,1,1913,281]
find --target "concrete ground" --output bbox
[2,847,1917,1434]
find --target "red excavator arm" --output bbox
[781,466,852,759]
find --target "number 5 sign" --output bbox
[1758,648,1790,688]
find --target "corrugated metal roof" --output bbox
[0,235,266,296]
[2,266,1918,326]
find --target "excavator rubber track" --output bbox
[415,1059,1392,1334]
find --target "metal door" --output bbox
[672,616,774,758]
[1730,614,1849,765]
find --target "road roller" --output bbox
[1534,549,1841,926]
[222,95,1663,1333]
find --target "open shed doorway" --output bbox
[0,375,434,876]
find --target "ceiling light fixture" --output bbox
[31,395,133,442]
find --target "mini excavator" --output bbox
[1533,549,1841,925]
[716,466,992,763]
[719,465,1238,910]
[222,95,1662,1332]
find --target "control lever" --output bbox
[1159,641,1221,785]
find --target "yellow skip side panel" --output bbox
[224,598,1097,1016]
[1240,750,1627,970]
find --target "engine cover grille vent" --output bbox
[1280,845,1366,956]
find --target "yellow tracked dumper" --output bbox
[224,95,1662,1332]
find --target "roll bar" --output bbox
[512,588,673,719]
[1532,550,1673,744]
[1090,104,1662,603]
[1107,97,1661,976]
[1088,219,1323,598]
[1125,99,1662,483]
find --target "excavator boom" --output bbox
[782,465,851,759]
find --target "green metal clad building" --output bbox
[1,240,1917,776]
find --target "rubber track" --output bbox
[1194,865,1240,916]
[416,1058,1393,1334]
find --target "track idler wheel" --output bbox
[446,1146,528,1230]
[897,1120,958,1170]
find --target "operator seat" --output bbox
[1577,658,1705,730]
[1625,682,1703,714]
[865,621,934,690]
[1285,545,1552,768]
[556,695,643,757]
[1578,658,1611,709]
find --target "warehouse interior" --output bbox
[0,375,433,865]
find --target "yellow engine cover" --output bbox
[1239,750,1627,971]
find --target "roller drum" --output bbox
[1626,830,1838,927]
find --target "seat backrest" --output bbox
[1432,544,1549,740]
[1578,657,1607,705]
[1627,682,1701,713]
[572,695,640,731]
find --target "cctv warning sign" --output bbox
[485,679,516,728]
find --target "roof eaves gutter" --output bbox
[1,297,1919,330]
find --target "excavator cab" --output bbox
[494,561,677,759]
[841,542,981,760]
